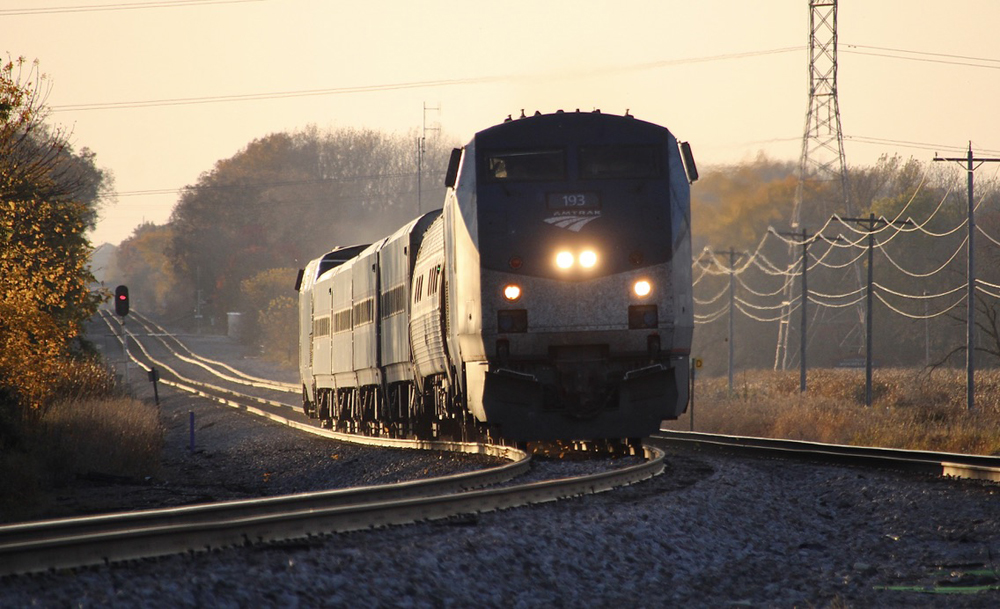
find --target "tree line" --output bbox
[113,125,457,362]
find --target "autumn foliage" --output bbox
[0,57,108,417]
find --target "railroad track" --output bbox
[0,442,664,576]
[0,313,667,577]
[101,310,298,402]
[127,311,298,394]
[651,430,1000,482]
[98,309,505,453]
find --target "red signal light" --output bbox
[114,285,130,316]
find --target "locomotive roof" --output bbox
[474,110,673,147]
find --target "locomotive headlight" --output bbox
[633,280,652,297]
[555,251,574,269]
[503,284,522,301]
[579,250,598,268]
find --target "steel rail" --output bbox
[652,430,1000,482]
[0,446,664,576]
[98,311,299,413]
[100,310,505,456]
[124,311,298,393]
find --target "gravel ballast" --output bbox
[3,330,999,606]
[5,450,999,607]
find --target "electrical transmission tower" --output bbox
[417,102,441,214]
[775,0,858,370]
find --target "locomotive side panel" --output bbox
[442,143,490,422]
[445,142,486,368]
[667,136,695,353]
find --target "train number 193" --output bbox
[546,192,601,210]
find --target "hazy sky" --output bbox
[5,0,1000,245]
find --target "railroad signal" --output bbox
[114,285,130,317]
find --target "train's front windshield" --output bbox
[579,145,661,179]
[483,146,661,182]
[485,149,565,181]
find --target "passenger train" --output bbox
[296,110,697,445]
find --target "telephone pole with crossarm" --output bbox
[934,144,1000,411]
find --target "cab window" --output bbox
[484,149,565,181]
[580,145,660,179]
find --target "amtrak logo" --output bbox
[544,211,601,232]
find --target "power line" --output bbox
[0,0,266,16]
[845,44,1000,66]
[51,78,499,112]
[841,47,1000,70]
[51,47,802,113]
[111,170,443,198]
[878,237,967,279]
[873,282,965,301]
[846,135,1000,157]
[873,291,965,321]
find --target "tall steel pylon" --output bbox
[775,0,856,371]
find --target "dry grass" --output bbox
[0,355,164,521]
[39,396,163,480]
[663,368,1000,456]
[0,395,162,521]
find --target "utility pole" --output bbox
[934,144,1000,411]
[796,230,808,393]
[717,248,746,394]
[924,290,930,368]
[776,228,838,393]
[838,213,911,407]
[695,250,742,393]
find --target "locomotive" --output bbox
[296,110,697,445]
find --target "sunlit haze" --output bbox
[5,0,1000,246]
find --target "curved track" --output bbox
[0,312,668,577]
[652,430,1000,482]
[0,442,664,577]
